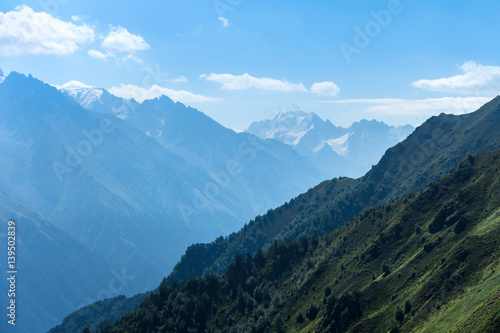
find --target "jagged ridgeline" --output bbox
[100,147,500,333]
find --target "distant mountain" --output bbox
[58,80,105,109]
[97,147,500,333]
[0,198,138,333]
[0,72,327,332]
[60,81,327,216]
[246,106,414,178]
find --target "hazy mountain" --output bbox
[0,72,327,332]
[95,147,500,333]
[60,81,327,215]
[246,106,414,178]
[0,197,138,333]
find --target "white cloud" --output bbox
[311,81,340,96]
[101,26,150,52]
[170,76,188,83]
[71,15,81,22]
[218,17,229,27]
[121,54,144,64]
[200,73,308,93]
[0,5,95,56]
[108,84,219,104]
[412,61,500,95]
[88,49,114,61]
[325,96,493,116]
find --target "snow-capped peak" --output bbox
[57,80,104,109]
[274,105,307,120]
[246,105,320,146]
[247,107,415,178]
[0,68,5,84]
[57,80,94,95]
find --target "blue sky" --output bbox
[1,0,500,130]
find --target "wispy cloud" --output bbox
[108,84,219,104]
[121,54,144,64]
[324,96,493,116]
[200,73,308,93]
[412,61,500,95]
[311,81,340,97]
[102,26,150,53]
[0,5,94,56]
[170,76,188,83]
[218,17,229,27]
[88,49,114,61]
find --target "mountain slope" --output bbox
[48,293,149,333]
[0,72,213,287]
[163,96,500,286]
[0,198,136,333]
[62,83,327,215]
[100,147,500,333]
[246,106,414,178]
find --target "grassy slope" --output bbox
[416,207,500,333]
[284,150,500,333]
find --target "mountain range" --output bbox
[52,96,500,331]
[246,105,414,178]
[0,71,414,332]
[0,72,321,332]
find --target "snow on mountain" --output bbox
[0,68,4,83]
[246,106,415,178]
[57,80,104,109]
[314,133,350,156]
[248,105,325,146]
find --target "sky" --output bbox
[1,0,500,130]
